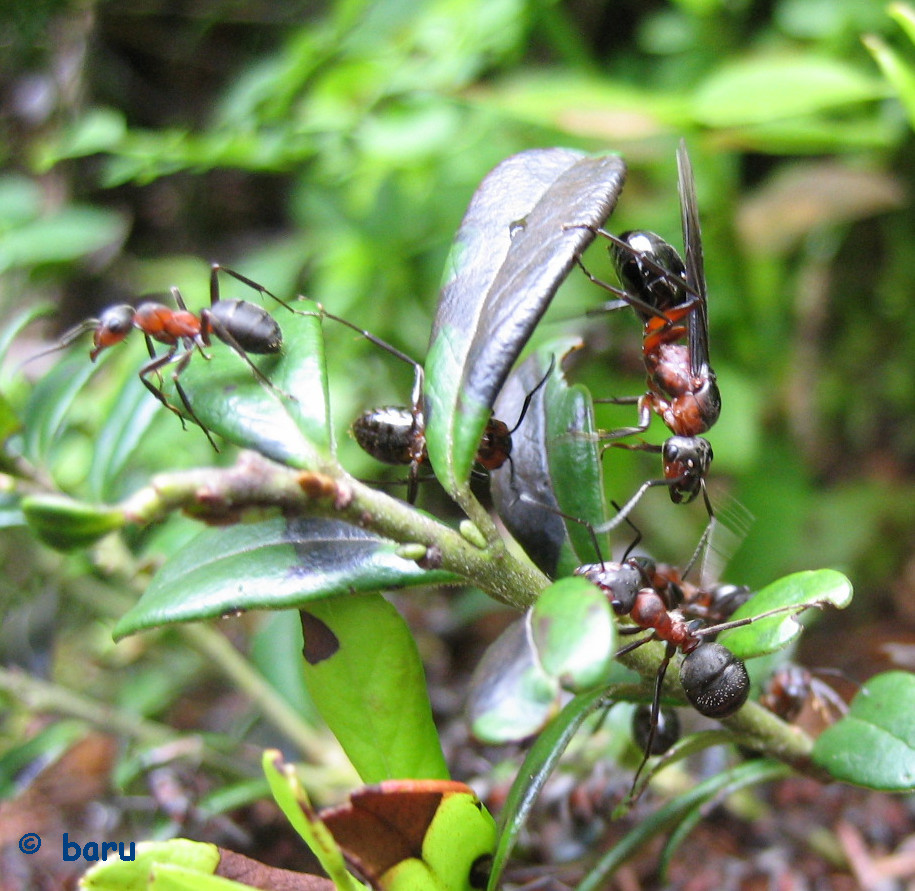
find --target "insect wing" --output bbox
[677,142,712,377]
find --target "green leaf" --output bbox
[172,299,333,467]
[425,149,625,497]
[22,494,125,551]
[466,619,560,744]
[716,569,853,659]
[0,389,21,443]
[0,205,129,273]
[491,341,607,578]
[691,56,889,127]
[22,354,100,463]
[543,351,607,568]
[79,839,220,890]
[114,517,458,637]
[88,373,160,502]
[813,671,915,790]
[530,577,616,693]
[300,594,449,783]
[262,751,359,891]
[487,687,606,891]
[863,33,915,130]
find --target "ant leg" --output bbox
[507,355,555,435]
[139,348,220,450]
[173,374,220,452]
[628,641,676,801]
[210,264,302,316]
[595,398,653,441]
[199,309,298,404]
[593,477,673,534]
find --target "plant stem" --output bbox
[121,451,550,610]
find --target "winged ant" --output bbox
[29,264,304,450]
[572,141,720,533]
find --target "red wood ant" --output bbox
[33,264,302,450]
[571,513,827,799]
[577,142,720,532]
[759,664,848,726]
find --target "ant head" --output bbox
[476,418,512,470]
[89,305,137,361]
[662,436,713,504]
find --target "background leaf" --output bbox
[812,671,915,790]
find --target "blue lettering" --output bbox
[62,833,81,861]
[83,841,99,861]
[102,841,117,861]
[118,842,136,861]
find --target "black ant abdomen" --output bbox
[679,642,749,718]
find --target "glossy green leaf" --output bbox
[543,350,607,567]
[530,577,616,693]
[0,389,20,443]
[491,341,607,578]
[691,56,889,127]
[812,671,915,790]
[890,2,915,46]
[863,32,915,130]
[114,517,458,637]
[170,298,333,467]
[425,149,625,497]
[466,619,559,744]
[487,687,606,891]
[716,569,853,659]
[300,594,449,783]
[22,494,126,551]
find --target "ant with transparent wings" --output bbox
[32,264,302,450]
[321,307,553,502]
[570,512,828,800]
[574,141,720,532]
